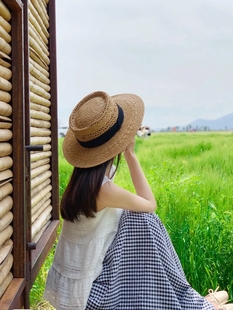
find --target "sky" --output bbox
[55,0,233,130]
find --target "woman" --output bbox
[44,91,232,309]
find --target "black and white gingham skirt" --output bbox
[86,211,214,310]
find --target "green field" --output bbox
[30,132,233,308]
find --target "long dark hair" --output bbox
[60,154,121,222]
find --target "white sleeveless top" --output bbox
[44,174,122,310]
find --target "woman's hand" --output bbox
[124,138,135,159]
[98,136,156,213]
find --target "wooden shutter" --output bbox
[25,0,59,305]
[0,0,59,308]
[28,0,53,243]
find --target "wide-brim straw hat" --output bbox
[63,91,144,168]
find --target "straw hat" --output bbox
[63,91,144,168]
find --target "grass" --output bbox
[30,132,233,307]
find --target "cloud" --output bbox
[56,0,233,128]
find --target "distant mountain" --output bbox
[189,113,233,130]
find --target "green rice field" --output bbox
[30,131,233,308]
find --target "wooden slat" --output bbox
[0,143,12,156]
[31,205,52,239]
[0,1,11,21]
[30,136,51,145]
[0,226,13,248]
[0,129,12,141]
[0,211,13,232]
[0,156,13,171]
[0,278,25,310]
[0,196,12,218]
[31,199,50,223]
[31,193,51,217]
[31,184,52,208]
[0,90,11,103]
[0,101,12,117]
[31,169,51,189]
[30,157,50,170]
[0,254,13,286]
[0,272,13,298]
[30,220,59,286]
[0,239,13,264]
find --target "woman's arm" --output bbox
[124,139,155,205]
[97,139,157,213]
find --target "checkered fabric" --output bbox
[86,211,214,310]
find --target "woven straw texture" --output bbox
[63,91,144,167]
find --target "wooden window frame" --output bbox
[0,1,59,309]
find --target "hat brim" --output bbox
[62,93,144,168]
